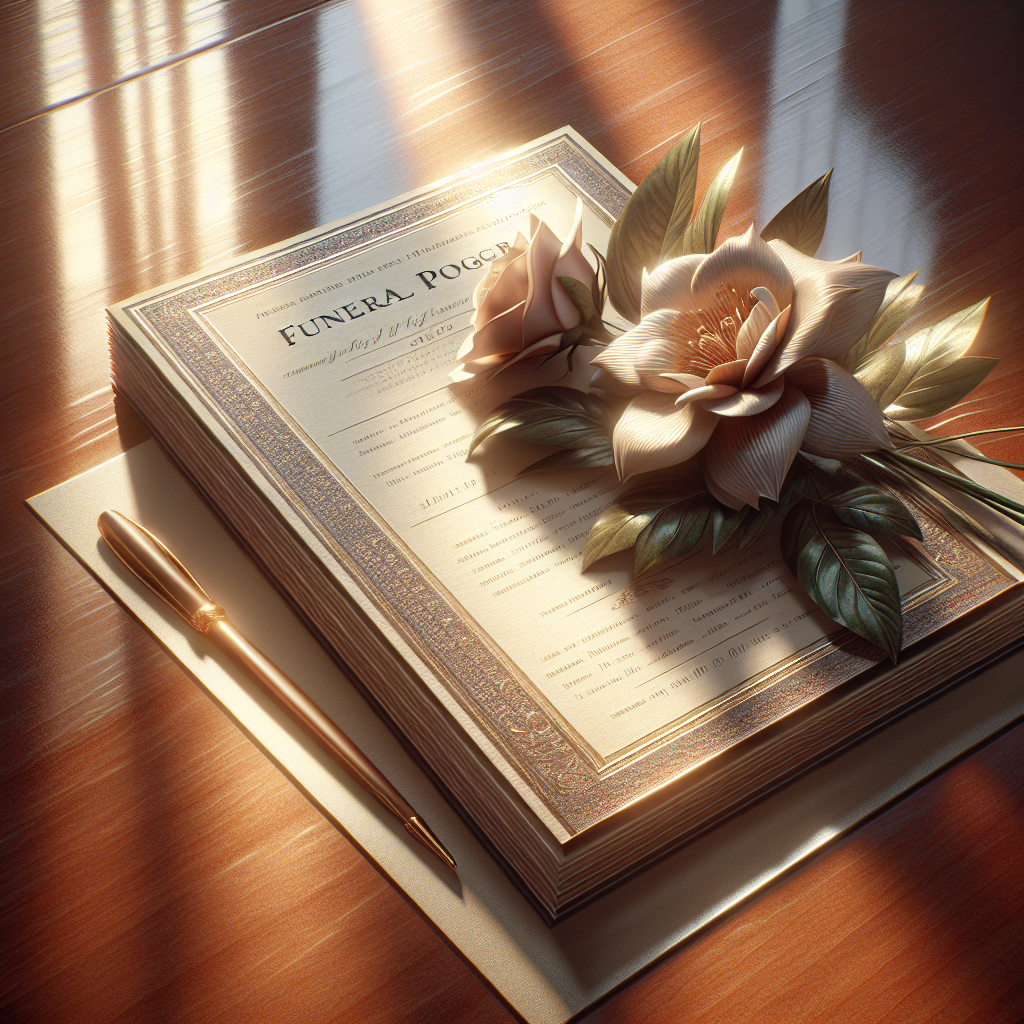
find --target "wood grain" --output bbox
[2,2,1021,1022]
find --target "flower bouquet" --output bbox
[455,124,1023,662]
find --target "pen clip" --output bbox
[98,510,226,634]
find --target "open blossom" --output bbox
[451,201,595,381]
[591,226,896,507]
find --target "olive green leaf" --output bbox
[634,496,714,576]
[582,505,658,570]
[854,341,916,407]
[792,457,922,540]
[853,298,992,418]
[519,443,614,475]
[860,450,1024,558]
[816,485,922,540]
[845,270,924,372]
[878,449,1024,524]
[558,274,611,345]
[616,461,709,511]
[468,387,611,457]
[711,503,747,553]
[587,244,609,316]
[760,169,832,256]
[907,298,989,377]
[658,131,704,262]
[582,462,709,569]
[792,451,862,500]
[737,499,781,547]
[559,324,587,348]
[606,124,701,323]
[781,500,903,662]
[559,275,599,325]
[885,356,999,421]
[680,148,743,255]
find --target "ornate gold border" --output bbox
[118,130,1018,835]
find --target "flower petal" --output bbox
[591,310,681,389]
[741,304,791,387]
[635,335,688,390]
[459,300,527,361]
[552,199,593,282]
[701,375,784,417]
[690,225,794,313]
[734,296,774,360]
[675,383,738,405]
[500,332,564,371]
[522,216,568,343]
[560,198,584,257]
[473,234,527,311]
[640,255,706,317]
[770,239,863,280]
[590,366,636,396]
[658,372,706,391]
[750,286,781,316]
[473,250,529,330]
[613,392,718,480]
[702,383,811,507]
[783,357,894,456]
[549,201,593,329]
[758,239,896,379]
[705,358,746,387]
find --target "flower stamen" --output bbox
[667,283,758,375]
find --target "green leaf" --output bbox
[582,462,711,569]
[823,486,923,540]
[659,132,704,260]
[792,452,862,500]
[634,497,713,576]
[854,340,916,408]
[563,323,587,347]
[681,148,743,255]
[906,298,990,377]
[468,387,611,456]
[616,461,709,511]
[885,356,999,421]
[845,270,924,372]
[781,500,903,662]
[587,244,609,313]
[558,275,599,326]
[582,505,658,569]
[853,298,990,414]
[711,503,747,553]
[923,447,1024,472]
[737,500,780,547]
[518,444,613,475]
[605,125,701,323]
[792,459,922,541]
[760,169,832,256]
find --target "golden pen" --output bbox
[97,509,457,874]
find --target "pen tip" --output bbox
[406,815,458,875]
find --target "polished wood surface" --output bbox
[2,2,1022,1021]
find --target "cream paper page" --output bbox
[199,171,930,760]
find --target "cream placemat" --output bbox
[27,440,1023,1024]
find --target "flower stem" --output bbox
[880,450,1024,519]
[893,425,1024,449]
[922,446,1024,472]
[859,456,1024,564]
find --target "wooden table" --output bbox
[3,2,1022,1021]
